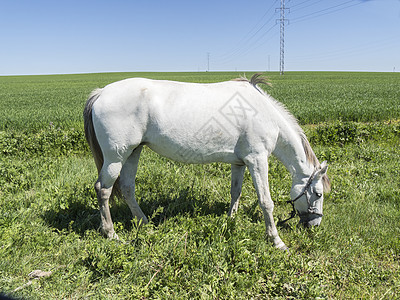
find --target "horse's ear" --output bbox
[316,161,328,179]
[318,161,331,192]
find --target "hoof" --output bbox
[108,232,119,240]
[275,242,289,252]
[100,227,119,240]
[281,246,290,254]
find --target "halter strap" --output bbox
[277,169,319,226]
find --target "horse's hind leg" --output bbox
[119,146,148,224]
[95,160,124,239]
[228,164,246,217]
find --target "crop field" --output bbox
[0,71,399,299]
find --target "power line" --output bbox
[214,2,278,66]
[290,0,322,11]
[234,0,278,51]
[216,22,278,65]
[212,0,377,71]
[287,35,400,63]
[291,0,363,23]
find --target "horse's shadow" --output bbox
[43,187,230,237]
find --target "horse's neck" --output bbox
[272,126,313,181]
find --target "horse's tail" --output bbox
[84,88,104,173]
[83,89,122,199]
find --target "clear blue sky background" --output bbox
[0,0,399,75]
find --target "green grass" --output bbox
[1,72,399,131]
[269,72,400,124]
[0,72,399,299]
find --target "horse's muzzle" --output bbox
[299,214,322,227]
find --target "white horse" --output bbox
[83,74,330,250]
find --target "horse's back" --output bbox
[91,77,277,164]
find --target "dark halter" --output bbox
[277,169,323,226]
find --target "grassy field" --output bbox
[0,72,399,299]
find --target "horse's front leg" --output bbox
[228,164,246,217]
[245,155,288,250]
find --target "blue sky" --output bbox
[0,0,399,75]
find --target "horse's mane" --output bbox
[234,73,331,192]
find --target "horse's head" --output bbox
[290,161,329,227]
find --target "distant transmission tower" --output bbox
[277,0,289,75]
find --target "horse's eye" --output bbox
[315,193,322,198]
